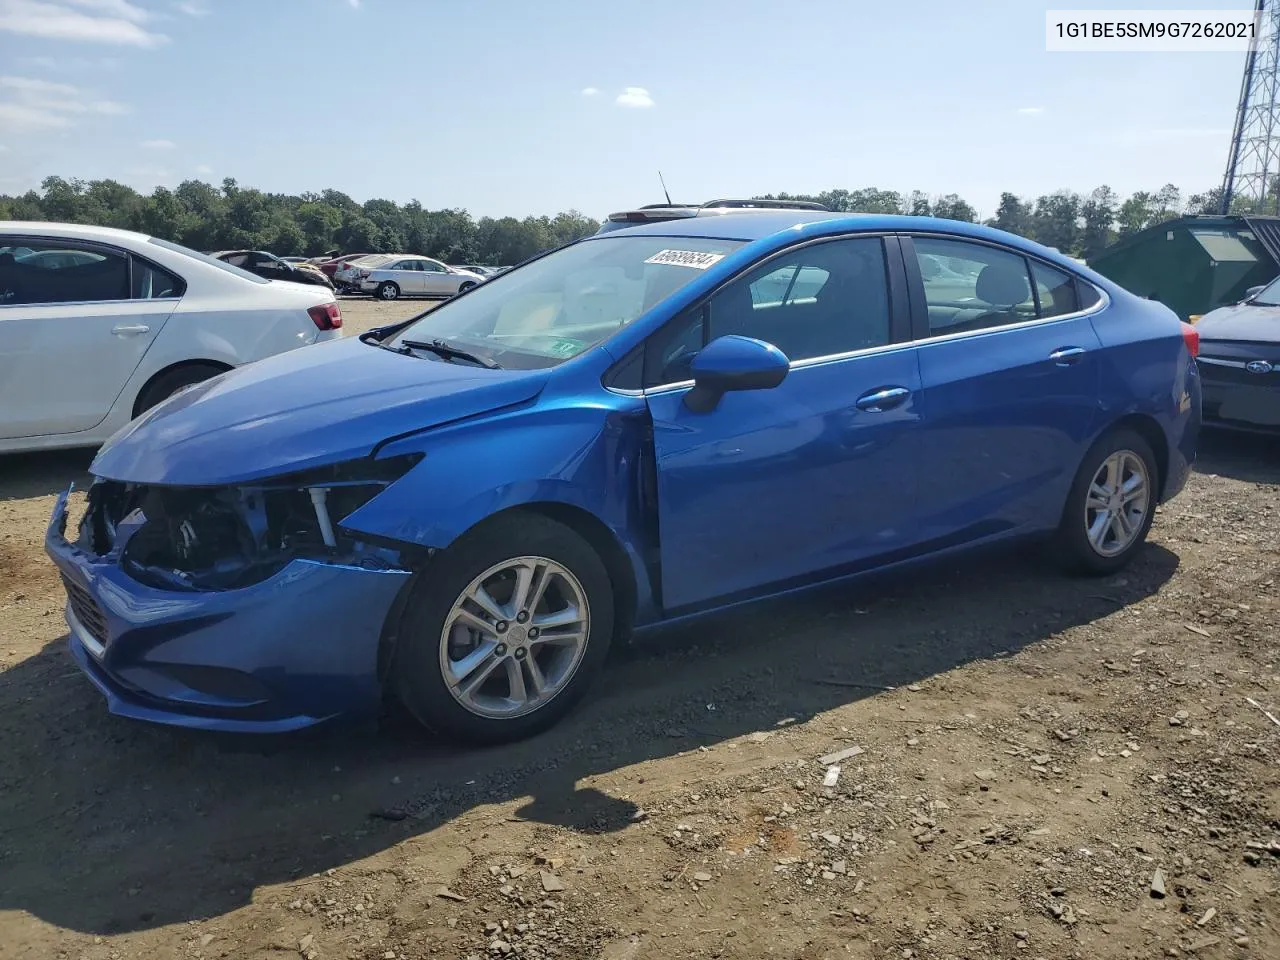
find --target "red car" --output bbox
[318,253,374,283]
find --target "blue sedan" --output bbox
[46,212,1201,743]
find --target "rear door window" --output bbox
[0,241,129,305]
[910,238,1035,336]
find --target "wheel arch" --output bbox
[131,359,234,417]
[1103,412,1169,499]
[374,501,640,692]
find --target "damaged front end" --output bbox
[78,454,424,591]
[46,454,425,732]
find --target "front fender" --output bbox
[339,399,659,617]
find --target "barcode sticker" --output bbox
[644,249,727,270]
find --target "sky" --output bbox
[0,0,1261,220]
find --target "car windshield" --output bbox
[148,238,269,283]
[388,235,745,369]
[1249,274,1280,306]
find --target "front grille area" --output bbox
[1198,360,1280,387]
[61,575,108,647]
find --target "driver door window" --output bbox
[642,236,893,387]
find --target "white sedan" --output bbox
[0,221,343,454]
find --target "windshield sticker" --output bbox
[644,249,727,270]
[549,338,583,357]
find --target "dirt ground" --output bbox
[0,321,1277,959]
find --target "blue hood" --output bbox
[93,336,550,485]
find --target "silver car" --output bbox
[359,256,485,300]
[334,254,396,291]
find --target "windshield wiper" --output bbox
[397,338,501,369]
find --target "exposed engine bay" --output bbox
[77,456,421,591]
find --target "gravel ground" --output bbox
[0,337,1276,959]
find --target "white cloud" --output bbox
[581,87,599,97]
[195,163,213,174]
[0,0,168,46]
[1016,106,1045,115]
[615,86,654,109]
[0,74,129,129]
[1,75,79,96]
[175,0,207,14]
[141,138,175,149]
[347,0,360,7]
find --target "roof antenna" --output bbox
[658,170,672,205]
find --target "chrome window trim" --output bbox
[0,296,183,310]
[911,293,1111,349]
[603,230,1113,397]
[903,232,1111,342]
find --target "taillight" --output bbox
[1180,321,1199,358]
[308,303,342,331]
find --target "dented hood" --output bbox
[92,336,550,486]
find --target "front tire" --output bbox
[392,514,614,744]
[377,281,400,300]
[457,281,476,294]
[1053,427,1159,576]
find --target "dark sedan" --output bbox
[213,250,334,289]
[1196,277,1280,432]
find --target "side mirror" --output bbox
[1244,284,1266,300]
[684,335,789,413]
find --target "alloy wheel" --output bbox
[1084,450,1150,557]
[438,556,590,719]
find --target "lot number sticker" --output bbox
[644,249,727,270]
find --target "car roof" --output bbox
[1,220,153,242]
[589,211,1113,281]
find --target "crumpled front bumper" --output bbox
[45,487,412,733]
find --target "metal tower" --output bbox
[1221,1,1280,213]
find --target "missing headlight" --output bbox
[82,455,422,591]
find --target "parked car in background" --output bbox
[0,222,342,454]
[334,254,395,291]
[281,256,309,264]
[1193,274,1280,432]
[46,211,1199,743]
[213,250,334,289]
[358,257,484,300]
[453,264,500,278]
[319,253,375,286]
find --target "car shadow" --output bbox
[1195,429,1280,485]
[0,449,95,500]
[0,540,1180,935]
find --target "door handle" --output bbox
[855,386,911,412]
[111,324,151,336]
[1049,346,1087,366]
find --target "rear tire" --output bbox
[392,514,614,745]
[377,282,400,300]
[134,363,227,416]
[1053,427,1159,576]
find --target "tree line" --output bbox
[0,176,603,266]
[0,175,1247,265]
[758,184,1232,260]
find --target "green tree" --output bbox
[1116,191,1155,236]
[931,194,976,222]
[990,192,1031,236]
[1030,191,1082,253]
[1079,186,1118,259]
